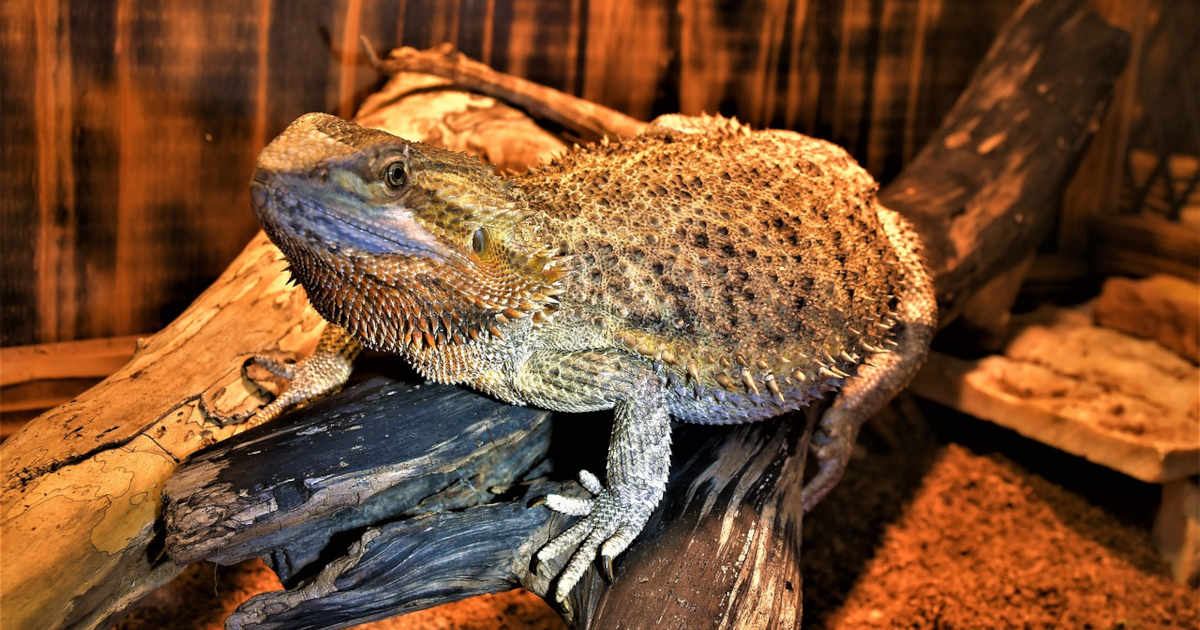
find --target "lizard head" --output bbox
[251,112,566,353]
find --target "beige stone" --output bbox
[911,305,1199,484]
[1093,274,1200,363]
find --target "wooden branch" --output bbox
[0,335,142,387]
[880,0,1130,323]
[376,43,649,142]
[1,336,145,437]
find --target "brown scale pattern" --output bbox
[516,118,904,394]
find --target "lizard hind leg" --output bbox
[248,324,361,424]
[801,205,937,512]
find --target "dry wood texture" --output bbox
[3,0,1032,347]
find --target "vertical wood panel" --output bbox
[251,0,272,157]
[34,0,79,342]
[502,0,584,95]
[782,0,822,132]
[580,0,672,121]
[1,2,39,346]
[110,0,267,335]
[4,0,1071,347]
[832,0,873,154]
[901,0,939,163]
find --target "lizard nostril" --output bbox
[250,183,268,209]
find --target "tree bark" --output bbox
[0,0,1127,629]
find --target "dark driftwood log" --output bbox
[165,379,553,581]
[879,0,1130,324]
[162,1,1128,628]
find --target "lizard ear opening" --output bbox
[471,227,487,254]
[444,226,568,331]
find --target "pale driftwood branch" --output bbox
[160,1,1129,629]
[377,43,650,142]
[0,233,326,630]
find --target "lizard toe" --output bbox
[544,493,594,516]
[554,525,611,603]
[538,484,656,603]
[577,469,604,495]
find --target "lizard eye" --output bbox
[471,228,487,254]
[384,161,407,189]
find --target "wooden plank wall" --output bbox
[3,0,1055,347]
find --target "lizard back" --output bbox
[516,117,906,408]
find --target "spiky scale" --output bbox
[740,370,760,396]
[764,375,785,404]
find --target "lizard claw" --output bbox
[243,327,360,425]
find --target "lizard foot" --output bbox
[801,408,855,512]
[244,327,360,424]
[536,469,654,604]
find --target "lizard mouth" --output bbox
[251,172,456,263]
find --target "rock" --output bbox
[1093,274,1199,363]
[911,305,1199,483]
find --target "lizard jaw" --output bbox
[251,172,461,267]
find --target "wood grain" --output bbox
[5,0,1063,347]
[0,335,142,387]
[0,232,327,630]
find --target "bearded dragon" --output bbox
[248,111,936,606]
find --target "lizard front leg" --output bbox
[248,324,361,423]
[512,350,671,605]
